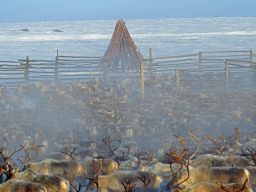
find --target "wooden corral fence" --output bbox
[0,49,255,94]
[149,50,256,94]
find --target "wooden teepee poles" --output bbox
[103,19,144,72]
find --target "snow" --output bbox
[1,17,256,61]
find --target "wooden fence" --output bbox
[0,49,255,94]
[149,50,256,94]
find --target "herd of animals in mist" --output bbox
[0,74,255,191]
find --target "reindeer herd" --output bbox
[0,76,255,191]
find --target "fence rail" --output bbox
[0,49,255,94]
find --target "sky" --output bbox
[0,0,256,23]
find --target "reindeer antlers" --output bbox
[102,136,119,163]
[138,175,151,192]
[208,135,226,155]
[64,171,82,192]
[85,158,103,192]
[121,179,136,192]
[161,129,200,191]
[217,178,248,192]
[0,139,43,180]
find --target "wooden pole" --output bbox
[250,50,255,67]
[103,62,107,81]
[25,56,30,84]
[140,63,144,100]
[55,54,59,82]
[176,69,179,90]
[199,51,203,68]
[149,48,153,77]
[225,59,229,87]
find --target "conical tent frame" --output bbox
[102,19,144,72]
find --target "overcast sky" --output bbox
[1,0,256,23]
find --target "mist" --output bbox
[0,72,255,159]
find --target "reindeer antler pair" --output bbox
[161,129,200,189]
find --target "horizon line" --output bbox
[1,16,255,24]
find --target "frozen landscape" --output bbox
[0,17,256,191]
[1,17,256,60]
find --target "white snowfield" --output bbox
[1,17,256,60]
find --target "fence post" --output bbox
[199,51,203,67]
[55,52,59,82]
[176,69,179,90]
[24,56,30,84]
[225,59,229,87]
[140,63,144,100]
[149,48,153,78]
[250,50,255,68]
[103,62,107,81]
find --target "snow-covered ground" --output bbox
[1,17,256,61]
